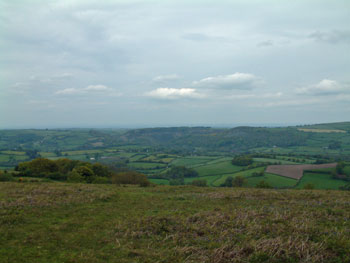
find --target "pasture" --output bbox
[296,172,348,190]
[213,167,266,186]
[193,161,242,177]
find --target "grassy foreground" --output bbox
[1,183,350,263]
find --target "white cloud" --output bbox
[152,74,181,83]
[55,88,80,95]
[55,84,117,95]
[192,73,260,90]
[146,87,203,100]
[296,79,348,95]
[84,85,111,91]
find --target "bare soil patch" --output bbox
[265,163,337,180]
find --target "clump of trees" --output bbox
[251,171,264,177]
[16,158,111,183]
[332,162,350,181]
[303,183,315,190]
[152,166,199,185]
[165,166,198,179]
[221,176,245,187]
[15,158,151,186]
[0,170,15,182]
[255,180,272,189]
[339,183,350,191]
[190,179,207,187]
[169,178,185,186]
[111,171,150,187]
[231,155,253,166]
[336,162,345,175]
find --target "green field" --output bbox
[296,172,348,190]
[184,175,222,186]
[245,173,297,188]
[149,178,170,185]
[128,162,167,169]
[344,164,350,175]
[1,182,350,263]
[194,161,242,177]
[213,167,266,186]
[253,158,299,164]
[212,167,297,188]
[0,151,26,155]
[129,154,147,161]
[0,154,27,162]
[170,156,215,167]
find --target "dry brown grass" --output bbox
[0,182,115,208]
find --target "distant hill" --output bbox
[298,122,350,132]
[0,122,349,157]
[121,126,308,152]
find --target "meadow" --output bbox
[296,172,348,190]
[1,182,350,263]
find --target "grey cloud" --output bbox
[1,0,350,127]
[182,33,226,42]
[309,30,350,44]
[257,40,273,47]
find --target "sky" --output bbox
[1,0,350,128]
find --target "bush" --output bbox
[339,184,350,191]
[0,171,15,182]
[232,155,253,166]
[255,180,272,189]
[112,171,150,187]
[90,176,110,184]
[67,171,85,183]
[18,158,58,176]
[165,166,198,179]
[16,158,116,184]
[232,176,245,187]
[190,179,207,187]
[221,176,233,187]
[92,163,111,177]
[169,178,185,186]
[336,162,345,175]
[303,183,315,190]
[251,171,264,177]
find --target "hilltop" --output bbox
[1,183,350,263]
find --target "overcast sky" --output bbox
[1,0,350,128]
